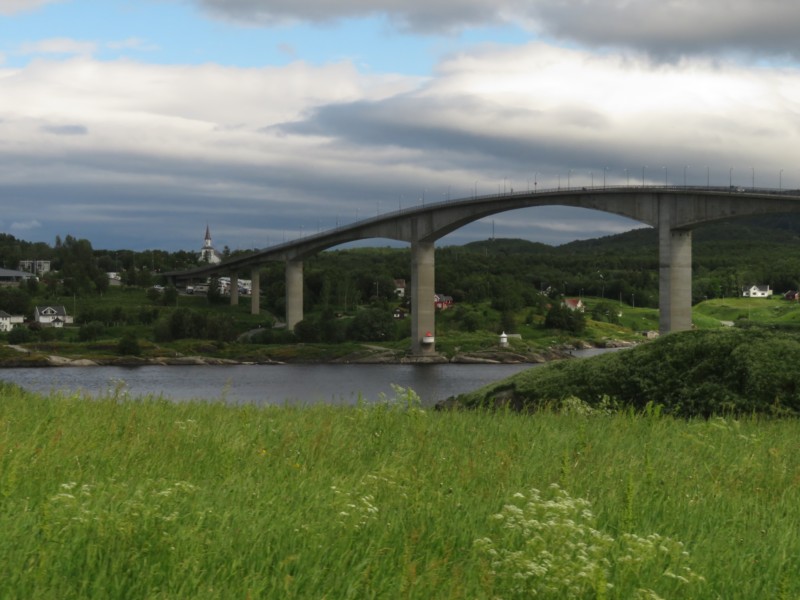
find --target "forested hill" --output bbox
[3,213,800,313]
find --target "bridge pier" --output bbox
[410,241,436,356]
[230,273,239,306]
[659,223,693,333]
[250,268,260,315]
[286,260,304,332]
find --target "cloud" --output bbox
[186,0,800,58]
[18,38,96,57]
[10,219,42,231]
[0,0,60,15]
[277,43,800,180]
[1,43,799,250]
[42,124,88,135]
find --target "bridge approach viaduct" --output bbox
[165,186,800,356]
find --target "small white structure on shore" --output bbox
[499,331,509,347]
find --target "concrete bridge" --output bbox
[165,185,800,355]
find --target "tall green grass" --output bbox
[1,383,798,598]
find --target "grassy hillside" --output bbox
[451,328,800,417]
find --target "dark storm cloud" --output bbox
[190,0,800,57]
[191,0,500,33]
[274,94,640,179]
[41,124,88,135]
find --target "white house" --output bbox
[0,310,24,332]
[18,260,50,276]
[394,279,406,298]
[34,305,74,328]
[742,285,773,298]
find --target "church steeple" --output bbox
[200,225,221,264]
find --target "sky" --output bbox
[2,0,800,253]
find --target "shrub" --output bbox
[78,321,105,342]
[347,308,395,341]
[7,327,31,344]
[117,332,141,356]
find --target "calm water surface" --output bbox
[0,349,614,407]
[0,364,531,407]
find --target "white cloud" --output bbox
[18,37,96,57]
[10,219,42,231]
[0,0,60,15]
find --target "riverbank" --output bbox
[0,338,637,368]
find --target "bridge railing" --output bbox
[167,184,800,278]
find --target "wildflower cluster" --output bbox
[330,485,379,530]
[42,479,202,553]
[377,384,425,416]
[475,484,705,598]
[475,484,613,598]
[618,532,706,590]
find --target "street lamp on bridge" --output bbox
[780,169,784,191]
[642,165,647,187]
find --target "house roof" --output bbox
[35,305,68,316]
[0,267,34,279]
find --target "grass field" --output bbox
[1,383,798,598]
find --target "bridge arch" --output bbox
[166,186,800,356]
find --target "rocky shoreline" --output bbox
[1,340,637,368]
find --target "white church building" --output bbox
[200,225,223,264]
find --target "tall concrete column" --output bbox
[230,273,239,306]
[250,268,260,315]
[659,223,693,333]
[410,241,436,356]
[286,260,304,331]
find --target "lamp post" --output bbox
[751,167,755,189]
[534,172,538,193]
[663,166,668,186]
[568,169,572,189]
[603,167,608,189]
[683,165,688,188]
[625,168,629,187]
[729,167,733,189]
[642,165,647,187]
[591,171,594,188]
[706,165,709,189]
[780,169,783,191]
